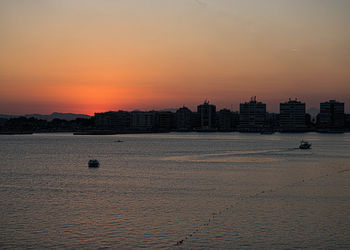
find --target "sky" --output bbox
[1,0,350,115]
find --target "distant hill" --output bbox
[307,107,319,119]
[0,114,16,119]
[158,108,178,113]
[0,112,91,121]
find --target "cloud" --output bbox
[194,0,207,7]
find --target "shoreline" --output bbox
[0,130,349,135]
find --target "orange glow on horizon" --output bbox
[0,1,350,114]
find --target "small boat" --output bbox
[88,159,99,168]
[299,140,312,149]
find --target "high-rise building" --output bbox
[197,100,216,130]
[318,100,345,131]
[279,99,307,132]
[176,106,193,131]
[239,97,266,132]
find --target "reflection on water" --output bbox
[161,148,314,163]
[162,152,282,163]
[0,132,350,248]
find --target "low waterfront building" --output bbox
[156,111,175,131]
[131,111,156,131]
[217,109,239,131]
[265,112,279,131]
[94,111,131,131]
[191,112,201,130]
[345,114,350,132]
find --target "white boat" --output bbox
[299,140,312,149]
[88,159,99,168]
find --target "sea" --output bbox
[0,132,350,248]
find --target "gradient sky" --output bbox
[1,0,350,115]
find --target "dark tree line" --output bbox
[0,117,95,132]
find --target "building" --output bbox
[94,111,131,131]
[131,111,156,131]
[265,112,279,131]
[345,114,350,132]
[317,100,345,131]
[191,112,201,130]
[176,106,193,131]
[217,109,239,131]
[0,118,7,131]
[197,100,216,130]
[279,99,307,132]
[156,111,175,131]
[239,97,266,132]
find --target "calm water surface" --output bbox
[0,132,350,248]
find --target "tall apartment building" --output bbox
[197,100,216,130]
[318,100,345,131]
[176,106,193,131]
[239,97,266,132]
[279,99,307,132]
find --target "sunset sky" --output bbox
[1,0,350,115]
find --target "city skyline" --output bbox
[2,98,348,133]
[0,97,347,116]
[1,0,350,115]
[0,96,348,118]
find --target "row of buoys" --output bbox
[175,169,343,246]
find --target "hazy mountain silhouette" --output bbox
[307,107,319,119]
[0,114,15,119]
[0,112,90,121]
[158,108,178,112]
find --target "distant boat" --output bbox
[299,140,312,149]
[88,159,99,168]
